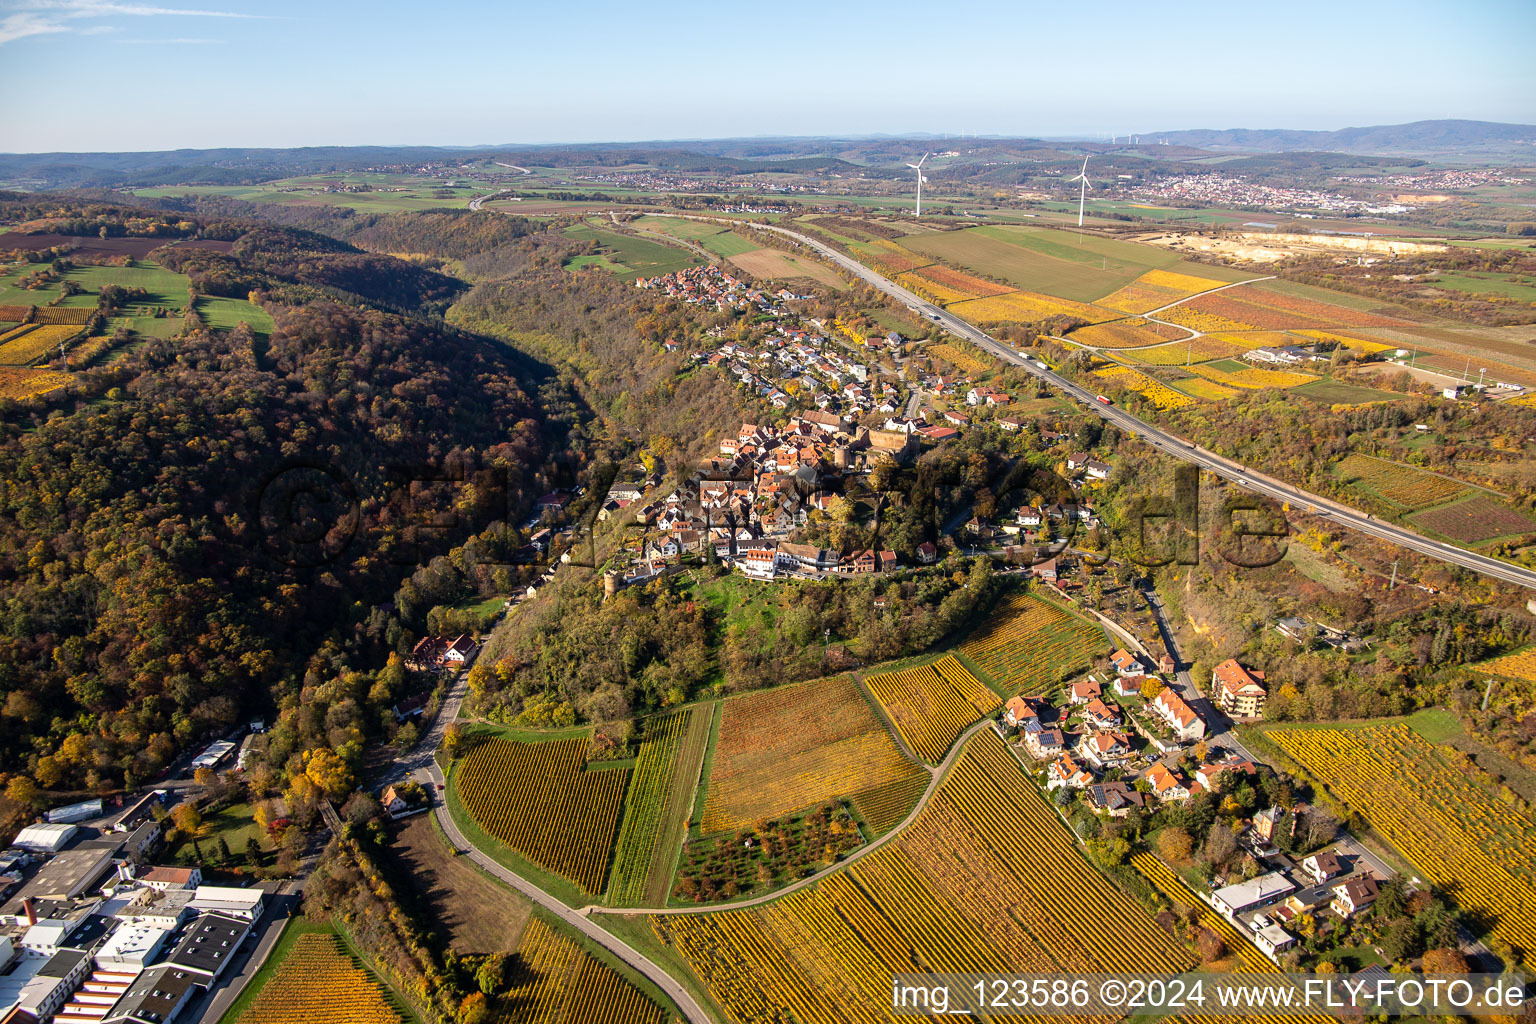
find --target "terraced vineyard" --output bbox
[700,675,925,835]
[652,730,1193,1021]
[863,655,1000,762]
[1268,723,1536,954]
[960,591,1107,693]
[928,342,991,375]
[232,929,405,1024]
[503,917,664,1024]
[456,735,630,894]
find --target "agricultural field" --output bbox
[1182,286,1412,331]
[1093,364,1197,410]
[454,734,630,894]
[0,324,83,365]
[1290,379,1408,405]
[1267,723,1536,955]
[1096,267,1236,314]
[960,591,1108,693]
[1171,376,1241,401]
[927,341,991,375]
[1187,362,1320,390]
[674,801,864,903]
[898,224,1171,301]
[227,926,408,1024]
[948,290,1109,325]
[1068,318,1188,349]
[862,655,1000,763]
[651,730,1194,1021]
[1123,336,1247,365]
[1333,454,1472,511]
[1292,328,1395,354]
[504,917,665,1024]
[1475,647,1536,683]
[700,676,925,835]
[562,222,700,279]
[1411,494,1536,544]
[388,815,530,954]
[727,248,847,290]
[1156,304,1258,334]
[611,708,714,907]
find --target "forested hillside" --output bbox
[0,198,558,818]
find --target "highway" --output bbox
[692,216,1536,593]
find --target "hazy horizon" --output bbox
[1,0,1532,153]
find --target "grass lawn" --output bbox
[60,262,188,308]
[563,223,700,279]
[196,295,274,335]
[168,800,270,867]
[110,315,181,339]
[695,231,760,259]
[1290,379,1407,404]
[1427,271,1536,303]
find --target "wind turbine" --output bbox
[907,152,930,217]
[1070,156,1091,227]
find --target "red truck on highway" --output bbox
[1095,394,1113,405]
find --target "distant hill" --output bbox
[1152,120,1536,159]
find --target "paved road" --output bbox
[193,883,302,1023]
[396,658,713,1023]
[597,719,994,918]
[424,760,713,1024]
[651,214,1536,593]
[1141,586,1261,764]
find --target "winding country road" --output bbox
[408,674,714,1024]
[594,718,995,918]
[649,213,1536,592]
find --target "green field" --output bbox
[196,295,276,335]
[895,224,1247,302]
[1290,379,1407,404]
[562,223,700,279]
[1426,270,1536,303]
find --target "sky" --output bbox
[1,0,1533,153]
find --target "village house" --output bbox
[1023,727,1065,760]
[1081,698,1121,731]
[1146,763,1191,802]
[1108,649,1142,676]
[1068,678,1102,705]
[1113,673,1147,698]
[1150,687,1206,742]
[1331,876,1379,917]
[1302,851,1345,885]
[998,417,1024,432]
[1003,695,1044,730]
[1046,753,1095,790]
[1086,781,1145,817]
[1192,759,1257,794]
[1015,505,1043,528]
[915,541,939,564]
[1213,659,1269,718]
[1077,729,1133,768]
[1082,459,1111,480]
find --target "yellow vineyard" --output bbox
[1189,364,1319,390]
[949,291,1108,325]
[862,655,999,762]
[1093,364,1197,410]
[504,917,664,1024]
[961,591,1107,693]
[1068,319,1186,349]
[1126,337,1248,365]
[1268,723,1536,954]
[653,730,1193,1021]
[927,342,991,375]
[1293,329,1394,354]
[0,367,71,400]
[1476,648,1536,683]
[456,736,628,893]
[1157,305,1258,334]
[0,324,84,365]
[233,930,404,1024]
[700,675,925,835]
